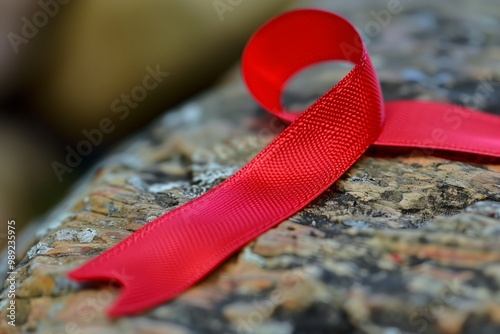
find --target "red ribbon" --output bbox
[68,9,500,317]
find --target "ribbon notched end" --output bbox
[68,266,132,317]
[68,258,179,317]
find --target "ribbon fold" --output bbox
[69,9,500,317]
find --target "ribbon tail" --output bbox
[67,64,382,317]
[376,101,500,158]
[106,283,152,317]
[68,203,251,316]
[67,9,384,316]
[69,266,163,317]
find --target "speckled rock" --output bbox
[2,1,500,333]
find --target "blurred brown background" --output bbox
[0,0,289,251]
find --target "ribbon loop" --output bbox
[243,9,367,123]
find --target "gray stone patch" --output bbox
[76,228,97,243]
[55,230,77,241]
[27,242,54,259]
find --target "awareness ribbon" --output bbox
[68,9,500,317]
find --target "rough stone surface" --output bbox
[2,1,500,333]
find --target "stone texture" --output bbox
[2,1,500,333]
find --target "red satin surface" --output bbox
[68,9,500,317]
